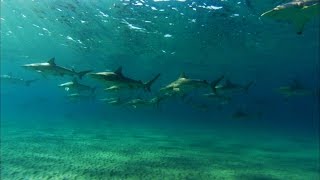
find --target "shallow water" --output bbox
[1,0,319,179]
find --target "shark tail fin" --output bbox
[77,70,92,79]
[25,79,38,86]
[244,81,254,93]
[210,75,224,94]
[144,73,161,92]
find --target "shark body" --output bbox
[214,79,254,95]
[1,74,37,86]
[159,73,224,97]
[22,58,92,79]
[261,0,320,34]
[275,79,311,97]
[59,78,95,93]
[90,67,160,92]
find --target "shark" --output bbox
[275,79,312,97]
[124,97,164,108]
[100,97,125,106]
[202,93,232,105]
[232,110,263,120]
[182,96,211,111]
[89,66,161,92]
[261,0,320,34]
[104,85,122,92]
[58,78,96,93]
[66,93,96,102]
[159,73,224,97]
[22,57,92,79]
[213,79,254,95]
[1,74,37,86]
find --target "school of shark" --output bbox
[1,53,317,121]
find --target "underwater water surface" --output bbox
[1,0,319,179]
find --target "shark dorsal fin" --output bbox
[48,58,56,66]
[115,66,123,75]
[225,79,232,86]
[179,72,188,79]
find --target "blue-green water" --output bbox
[1,0,319,179]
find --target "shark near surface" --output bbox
[261,0,320,34]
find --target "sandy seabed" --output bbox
[1,119,319,180]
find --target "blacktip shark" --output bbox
[202,93,231,105]
[89,66,161,92]
[213,79,254,95]
[124,97,164,108]
[159,73,224,97]
[67,93,95,102]
[232,110,262,120]
[1,74,37,86]
[275,79,311,97]
[261,0,320,34]
[100,97,125,106]
[22,57,92,79]
[58,78,96,93]
[104,85,122,92]
[183,97,211,111]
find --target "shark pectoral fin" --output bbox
[133,105,137,108]
[65,87,70,91]
[40,73,47,79]
[293,3,320,35]
[25,79,37,86]
[292,17,307,35]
